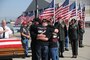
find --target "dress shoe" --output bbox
[79,45,84,48]
[65,48,69,51]
[60,55,64,58]
[25,55,30,57]
[74,55,77,58]
[72,55,77,58]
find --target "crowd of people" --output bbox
[0,18,85,60]
[20,17,85,60]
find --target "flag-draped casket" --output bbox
[0,38,25,58]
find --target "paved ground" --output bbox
[13,28,90,60]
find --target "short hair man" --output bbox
[0,20,12,39]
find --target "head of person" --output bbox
[78,20,83,24]
[71,19,76,25]
[1,20,7,27]
[22,20,27,27]
[78,20,84,27]
[33,18,41,25]
[42,19,48,27]
[59,19,65,27]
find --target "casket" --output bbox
[0,38,25,58]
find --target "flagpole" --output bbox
[53,0,55,24]
[80,1,82,20]
[76,0,78,20]
[82,4,85,29]
[35,0,38,18]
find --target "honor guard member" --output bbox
[68,19,79,58]
[78,20,85,47]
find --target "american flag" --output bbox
[55,0,69,21]
[39,0,54,20]
[55,5,63,20]
[0,38,22,49]
[77,3,81,20]
[69,2,76,18]
[15,15,26,25]
[27,11,34,22]
[15,11,34,25]
[82,5,85,20]
[81,5,85,28]
[15,12,28,25]
[15,16,21,25]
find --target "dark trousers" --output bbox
[48,48,50,60]
[71,39,78,55]
[35,44,49,60]
[79,34,84,46]
[31,42,36,60]
[59,41,64,55]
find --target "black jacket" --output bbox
[68,24,79,40]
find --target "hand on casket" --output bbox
[37,34,48,41]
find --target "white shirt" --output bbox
[0,26,12,39]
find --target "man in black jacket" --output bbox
[30,18,41,60]
[30,19,53,60]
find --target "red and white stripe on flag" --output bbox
[0,38,22,48]
[59,5,69,21]
[15,18,20,25]
[56,5,69,20]
[39,8,54,20]
[55,6,63,20]
[77,10,81,20]
[26,15,34,22]
[15,15,27,25]
[70,9,76,18]
[82,5,85,20]
[82,12,85,20]
[55,0,69,21]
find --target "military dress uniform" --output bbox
[68,20,79,58]
[78,20,85,47]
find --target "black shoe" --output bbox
[79,45,84,48]
[25,55,30,57]
[72,55,77,58]
[72,55,75,58]
[28,47,31,50]
[65,48,69,51]
[60,55,64,58]
[74,55,77,58]
[59,54,64,58]
[26,55,30,57]
[22,56,25,59]
[59,54,60,57]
